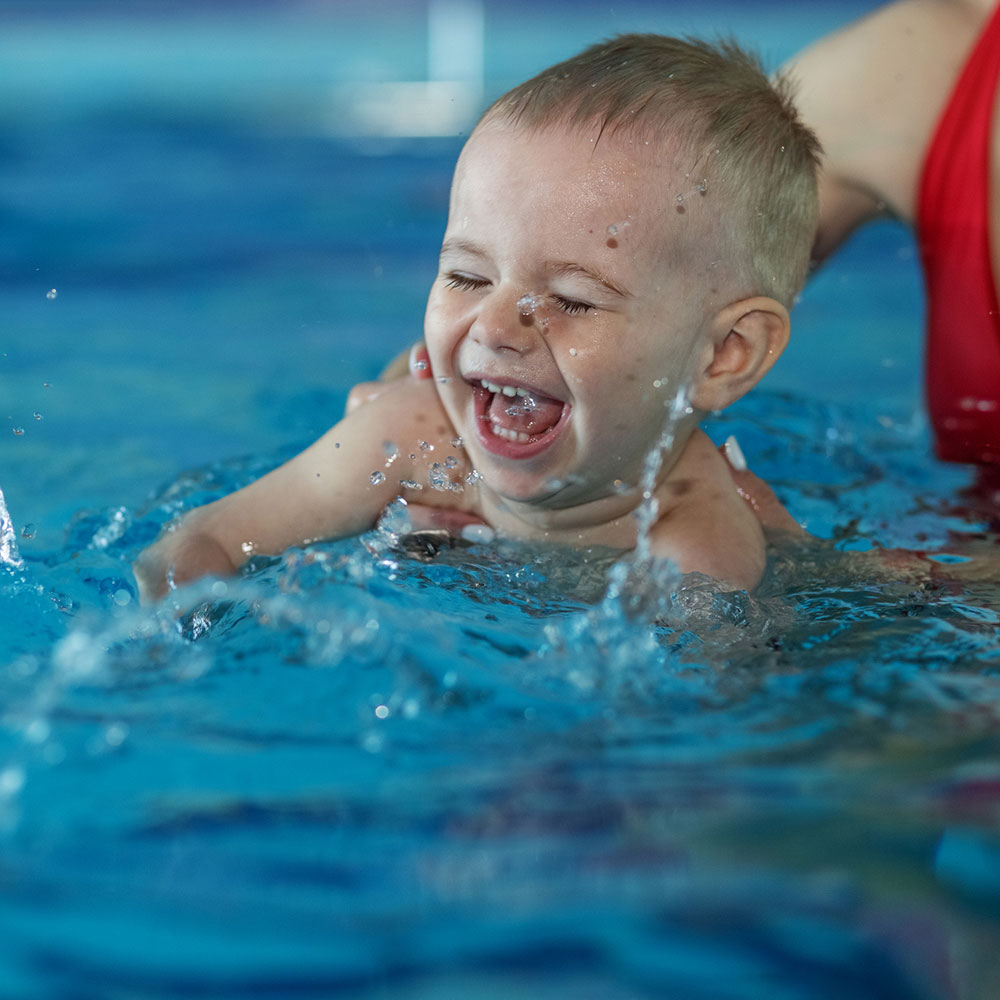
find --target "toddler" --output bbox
[134,33,820,602]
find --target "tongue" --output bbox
[488,390,563,437]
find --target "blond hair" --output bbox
[481,34,820,306]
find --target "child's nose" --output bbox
[471,288,543,354]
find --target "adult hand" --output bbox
[720,436,805,536]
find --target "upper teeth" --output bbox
[481,379,531,398]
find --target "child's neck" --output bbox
[474,438,702,550]
[478,488,646,549]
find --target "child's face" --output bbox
[424,120,720,512]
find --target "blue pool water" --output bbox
[3,2,1000,997]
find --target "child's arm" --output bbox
[133,378,461,602]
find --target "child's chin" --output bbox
[479,468,576,508]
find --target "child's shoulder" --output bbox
[349,375,478,512]
[649,430,766,591]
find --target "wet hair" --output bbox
[480,34,821,306]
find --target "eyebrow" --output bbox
[439,238,488,261]
[438,240,632,299]
[548,261,632,299]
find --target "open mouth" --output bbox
[471,378,570,458]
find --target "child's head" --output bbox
[482,33,821,308]
[424,34,819,513]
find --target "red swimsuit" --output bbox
[917,1,1000,464]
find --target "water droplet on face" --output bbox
[241,541,255,556]
[370,470,386,485]
[517,292,544,317]
[382,441,399,464]
[45,289,57,301]
[606,224,618,238]
[413,359,428,371]
[451,436,463,448]
[465,469,483,485]
[419,440,434,452]
[569,348,578,357]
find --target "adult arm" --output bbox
[783,0,985,265]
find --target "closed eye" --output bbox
[554,295,593,316]
[444,272,490,292]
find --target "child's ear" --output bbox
[688,296,790,413]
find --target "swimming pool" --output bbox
[3,1,1000,996]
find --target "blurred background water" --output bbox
[3,2,1000,998]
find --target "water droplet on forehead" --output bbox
[370,470,386,485]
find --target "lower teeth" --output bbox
[490,421,531,444]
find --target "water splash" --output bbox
[429,461,463,492]
[633,383,695,563]
[0,487,23,569]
